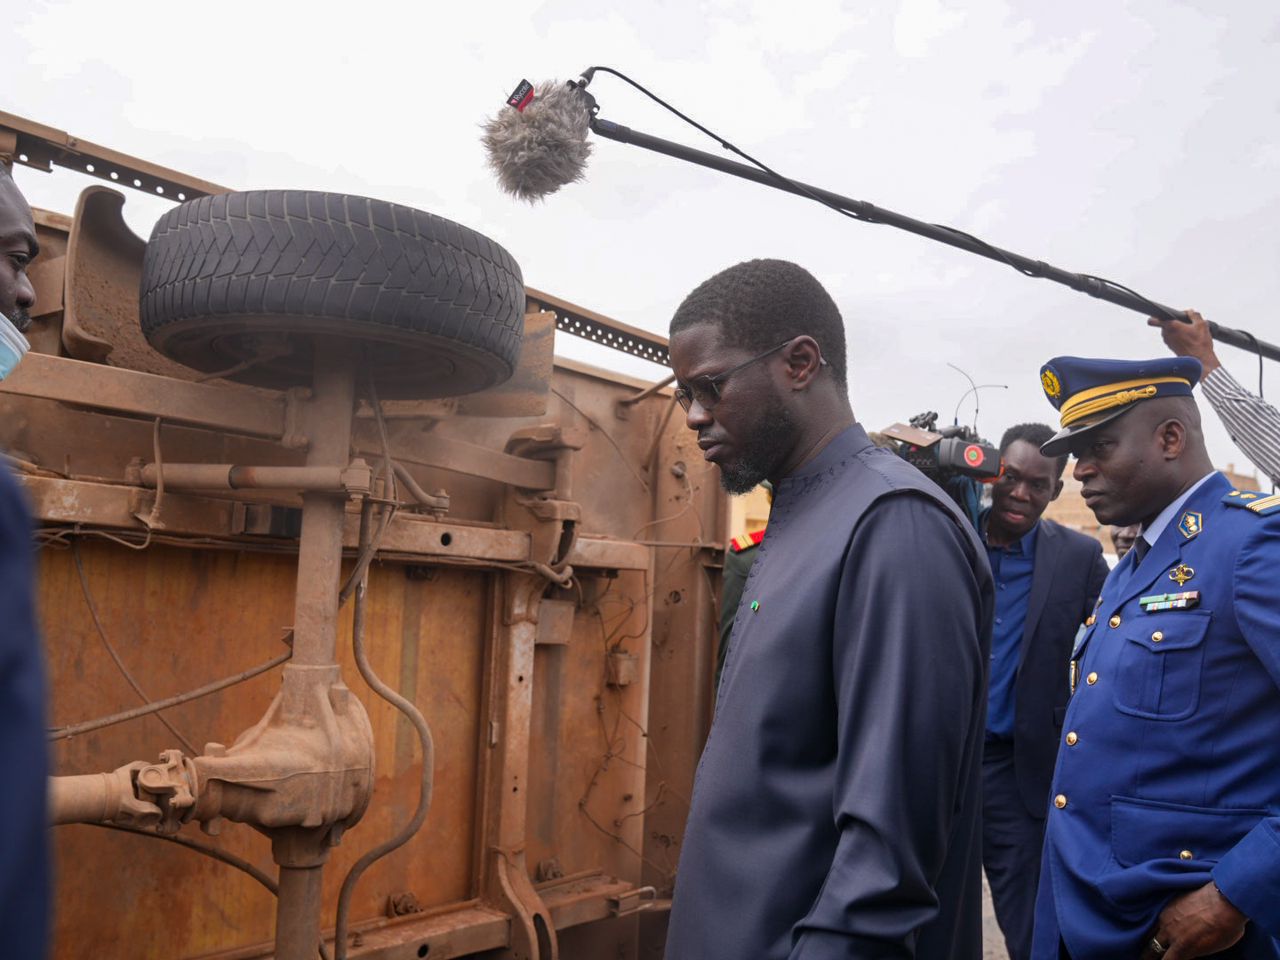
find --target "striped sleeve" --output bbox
[1199,366,1280,485]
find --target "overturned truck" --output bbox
[1,110,725,960]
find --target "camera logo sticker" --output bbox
[964,444,985,467]
[506,79,536,112]
[1041,368,1062,400]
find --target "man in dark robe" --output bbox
[663,259,993,959]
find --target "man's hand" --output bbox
[1139,882,1248,959]
[1147,309,1221,378]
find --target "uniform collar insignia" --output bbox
[1178,510,1202,539]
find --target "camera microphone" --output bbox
[481,76,597,202]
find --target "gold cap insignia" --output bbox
[1041,368,1062,399]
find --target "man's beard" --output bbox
[716,394,798,495]
[6,305,31,333]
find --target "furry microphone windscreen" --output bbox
[482,81,593,202]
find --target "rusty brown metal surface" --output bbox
[26,253,64,319]
[24,208,70,358]
[364,425,558,492]
[63,185,204,378]
[193,902,511,960]
[0,352,289,439]
[451,310,555,419]
[46,544,490,958]
[19,137,724,960]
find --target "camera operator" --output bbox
[981,423,1108,960]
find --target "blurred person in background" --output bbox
[1110,523,1140,560]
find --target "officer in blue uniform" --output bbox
[1031,356,1280,960]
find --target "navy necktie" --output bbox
[1130,537,1150,567]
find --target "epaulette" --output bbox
[1223,490,1280,515]
[730,529,766,553]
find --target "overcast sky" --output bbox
[10,0,1279,479]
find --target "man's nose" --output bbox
[14,270,35,311]
[1072,458,1094,482]
[683,399,713,430]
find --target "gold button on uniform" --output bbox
[1179,850,1194,860]
[1085,615,1096,626]
[1152,631,1164,643]
[1054,794,1068,809]
[1109,615,1122,628]
[1065,731,1078,746]
[1086,672,1099,685]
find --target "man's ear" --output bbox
[1050,477,1064,502]
[784,336,824,390]
[1157,418,1188,460]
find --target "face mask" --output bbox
[0,311,29,379]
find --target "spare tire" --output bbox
[139,190,524,398]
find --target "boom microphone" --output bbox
[480,67,1280,364]
[481,78,596,201]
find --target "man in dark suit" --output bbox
[981,422,1108,960]
[0,162,49,960]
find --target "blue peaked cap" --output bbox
[1038,355,1202,457]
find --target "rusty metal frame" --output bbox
[20,474,650,573]
[0,355,565,489]
[194,869,647,960]
[0,352,290,440]
[0,109,227,201]
[525,287,671,367]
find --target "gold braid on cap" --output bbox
[1059,376,1189,428]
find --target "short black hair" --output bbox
[669,259,848,389]
[1000,422,1067,476]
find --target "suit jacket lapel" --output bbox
[1018,521,1058,671]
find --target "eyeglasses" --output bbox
[674,339,808,413]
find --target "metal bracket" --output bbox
[525,286,670,368]
[135,749,199,835]
[608,886,657,918]
[282,388,311,450]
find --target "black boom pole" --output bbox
[590,116,1280,365]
